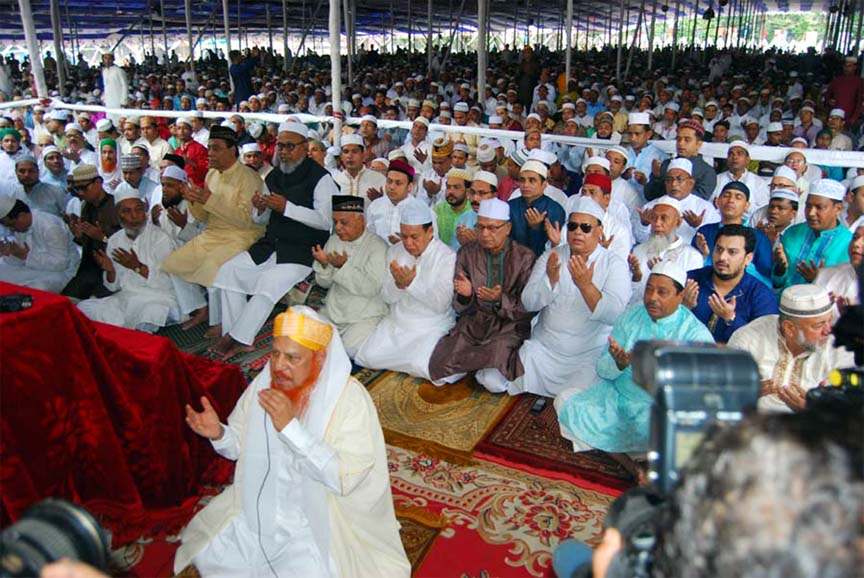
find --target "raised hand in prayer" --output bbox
[366,187,384,201]
[263,193,287,213]
[646,256,662,270]
[777,382,807,412]
[93,249,115,274]
[636,206,654,226]
[423,179,441,197]
[682,278,699,310]
[694,232,710,257]
[627,254,643,282]
[651,159,663,178]
[568,254,595,289]
[80,221,106,242]
[328,251,348,268]
[387,233,402,245]
[111,247,142,271]
[633,171,648,185]
[185,396,223,440]
[258,388,295,431]
[682,209,706,229]
[525,207,547,229]
[795,259,824,283]
[608,336,631,371]
[756,221,779,244]
[167,206,188,228]
[8,242,29,260]
[311,244,330,266]
[107,177,122,190]
[546,251,561,288]
[622,167,635,181]
[454,271,473,297]
[544,217,561,246]
[833,294,852,314]
[414,147,428,165]
[599,232,616,249]
[390,260,417,289]
[251,192,269,213]
[477,285,502,303]
[708,292,736,322]
[455,225,476,245]
[773,242,788,274]
[182,182,211,205]
[0,240,10,257]
[759,379,778,397]
[151,204,163,225]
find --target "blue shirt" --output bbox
[509,195,565,257]
[692,222,774,286]
[687,266,779,343]
[773,222,853,289]
[449,209,478,251]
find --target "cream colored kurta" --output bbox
[727,315,855,413]
[162,161,264,286]
[174,372,411,578]
[313,231,389,356]
[333,168,386,204]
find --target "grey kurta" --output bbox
[428,239,536,381]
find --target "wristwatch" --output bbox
[724,313,736,326]
[134,265,145,275]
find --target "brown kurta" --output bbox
[428,239,536,381]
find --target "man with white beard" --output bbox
[627,195,704,305]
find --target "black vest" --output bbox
[247,158,331,266]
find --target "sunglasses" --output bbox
[73,180,94,191]
[567,222,595,233]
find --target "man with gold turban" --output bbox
[177,307,410,578]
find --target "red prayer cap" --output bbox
[584,172,612,194]
[388,159,415,182]
[677,118,705,139]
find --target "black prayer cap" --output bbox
[209,125,238,147]
[332,195,364,213]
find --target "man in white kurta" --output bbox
[177,307,410,578]
[0,197,79,293]
[333,134,386,203]
[727,285,855,414]
[709,142,770,221]
[628,196,705,306]
[813,217,863,320]
[77,184,180,332]
[503,197,631,397]
[365,160,416,245]
[313,196,389,357]
[355,196,457,380]
[100,53,129,116]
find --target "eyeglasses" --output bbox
[664,176,690,184]
[73,180,94,191]
[476,223,508,233]
[567,221,595,233]
[276,140,308,151]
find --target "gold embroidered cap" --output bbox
[273,310,333,351]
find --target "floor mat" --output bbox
[368,373,515,459]
[388,445,615,578]
[475,394,635,492]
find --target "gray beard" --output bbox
[279,159,302,175]
[645,232,677,256]
[124,225,144,239]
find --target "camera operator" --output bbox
[553,410,863,578]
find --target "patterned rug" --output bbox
[388,445,615,578]
[475,394,635,493]
[368,373,515,462]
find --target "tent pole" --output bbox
[329,0,342,146]
[49,0,66,96]
[185,0,195,71]
[854,0,863,55]
[222,0,233,94]
[565,0,573,81]
[161,0,168,64]
[282,0,290,73]
[616,0,624,79]
[478,0,487,102]
[671,0,680,70]
[18,0,47,97]
[427,0,433,77]
[149,1,156,61]
[408,0,413,53]
[647,0,657,70]
[266,2,274,56]
[343,0,353,86]
[690,0,699,56]
[713,3,720,46]
[625,0,644,79]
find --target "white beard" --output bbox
[645,232,677,257]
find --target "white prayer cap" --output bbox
[360,114,378,125]
[277,103,291,113]
[399,196,434,225]
[413,116,430,127]
[473,170,499,189]
[64,122,83,135]
[439,111,452,119]
[728,140,750,154]
[453,143,470,154]
[585,156,611,172]
[808,178,845,201]
[528,149,557,166]
[568,196,605,223]
[667,158,692,176]
[851,215,864,232]
[407,98,420,107]
[454,102,470,113]
[691,108,704,118]
[741,116,759,127]
[769,189,799,204]
[650,261,687,288]
[477,198,510,221]
[0,194,16,219]
[605,145,629,161]
[779,284,833,318]
[41,145,61,158]
[628,112,651,126]
[477,143,497,163]
[773,165,798,182]
[510,147,530,166]
[766,122,783,133]
[371,157,390,168]
[665,102,680,112]
[112,182,143,205]
[49,109,69,122]
[520,160,547,179]
[195,97,207,106]
[241,143,261,155]
[653,195,682,215]
[161,165,188,182]
[789,137,809,146]
[278,122,308,138]
[387,148,407,161]
[175,117,192,127]
[488,115,503,125]
[829,108,846,119]
[800,105,815,114]
[248,122,264,139]
[96,119,114,131]
[340,133,364,149]
[850,175,864,191]
[526,113,542,123]
[446,167,473,181]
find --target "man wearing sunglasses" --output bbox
[484,196,630,397]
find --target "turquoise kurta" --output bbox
[773,222,852,290]
[557,304,715,453]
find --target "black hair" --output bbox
[5,199,30,219]
[716,223,756,254]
